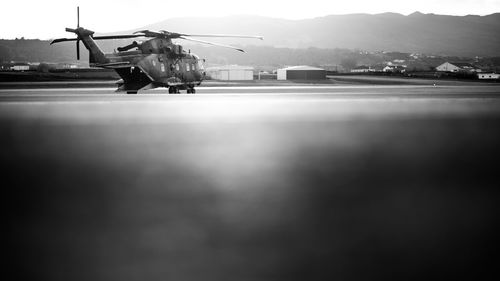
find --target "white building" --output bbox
[383,65,406,73]
[11,64,30,71]
[478,73,500,80]
[351,66,374,73]
[205,65,254,80]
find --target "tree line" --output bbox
[2,38,499,72]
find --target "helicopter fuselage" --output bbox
[94,38,204,93]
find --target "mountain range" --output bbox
[123,12,500,57]
[1,12,500,66]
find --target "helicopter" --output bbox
[51,7,263,94]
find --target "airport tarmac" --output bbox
[3,83,500,281]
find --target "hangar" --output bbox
[277,65,326,80]
[205,65,254,81]
[436,62,480,73]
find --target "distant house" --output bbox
[10,62,30,71]
[478,73,500,80]
[60,63,78,69]
[436,62,481,73]
[383,65,406,73]
[351,65,374,73]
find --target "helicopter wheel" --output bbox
[168,87,179,94]
[187,87,196,94]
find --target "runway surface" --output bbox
[3,84,500,281]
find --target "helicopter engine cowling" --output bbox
[117,41,140,52]
[174,45,183,55]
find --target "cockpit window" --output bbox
[193,54,205,70]
[197,60,205,70]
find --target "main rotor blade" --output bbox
[51,35,143,45]
[77,6,80,28]
[134,30,263,41]
[134,30,164,37]
[92,34,144,40]
[135,30,183,38]
[179,36,245,52]
[184,34,263,40]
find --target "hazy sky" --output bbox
[1,0,499,39]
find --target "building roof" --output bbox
[280,65,325,71]
[449,62,476,68]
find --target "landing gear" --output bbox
[168,87,180,94]
[169,86,195,94]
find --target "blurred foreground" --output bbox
[3,85,500,280]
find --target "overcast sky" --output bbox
[1,0,499,39]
